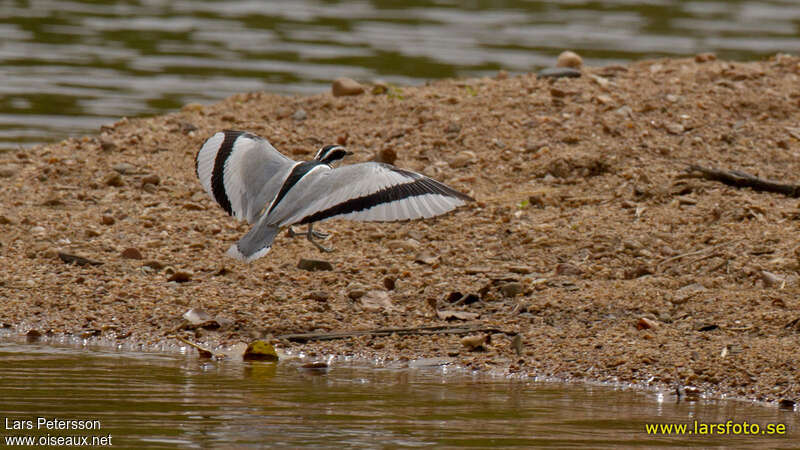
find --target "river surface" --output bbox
[0,340,798,448]
[2,0,800,149]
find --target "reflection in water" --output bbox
[0,341,797,448]
[1,0,799,148]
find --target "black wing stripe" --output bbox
[298,176,472,225]
[211,130,244,216]
[267,160,324,216]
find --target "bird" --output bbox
[195,130,474,262]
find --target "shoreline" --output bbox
[2,54,800,407]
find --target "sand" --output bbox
[2,53,800,406]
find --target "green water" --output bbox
[0,340,797,448]
[2,0,800,148]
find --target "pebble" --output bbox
[449,150,476,169]
[414,252,438,265]
[0,215,14,225]
[103,172,124,187]
[143,260,165,271]
[537,68,581,79]
[346,282,368,300]
[359,290,396,312]
[298,258,333,271]
[386,239,420,252]
[141,174,160,186]
[555,263,582,276]
[500,282,524,298]
[292,108,307,121]
[121,247,143,260]
[636,317,659,330]
[556,50,583,69]
[167,271,192,283]
[100,215,115,225]
[0,165,17,178]
[371,80,389,95]
[182,308,212,325]
[437,310,479,321]
[695,52,717,63]
[308,290,329,302]
[460,334,488,351]
[113,163,136,174]
[332,78,365,97]
[58,252,103,266]
[372,147,397,165]
[99,140,117,152]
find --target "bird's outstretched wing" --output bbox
[273,162,473,227]
[196,130,295,224]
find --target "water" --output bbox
[0,341,798,448]
[2,0,800,149]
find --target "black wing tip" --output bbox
[386,165,473,201]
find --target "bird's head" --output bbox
[314,144,351,165]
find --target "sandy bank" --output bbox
[2,54,800,406]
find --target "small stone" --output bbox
[181,103,205,112]
[437,310,480,321]
[121,247,143,260]
[555,263,582,276]
[332,78,365,97]
[637,317,659,330]
[143,260,166,271]
[346,282,368,300]
[449,150,476,169]
[444,122,461,134]
[460,334,488,351]
[58,252,103,266]
[414,252,438,265]
[298,258,333,271]
[500,282,524,298]
[695,52,716,63]
[104,172,124,187]
[308,290,329,302]
[556,50,583,69]
[665,122,685,135]
[383,276,396,290]
[0,165,17,178]
[511,334,523,356]
[0,215,13,225]
[99,140,117,152]
[508,265,533,274]
[372,147,397,165]
[292,108,307,121]
[113,163,136,174]
[386,239,420,252]
[371,80,389,95]
[537,67,581,79]
[495,70,509,80]
[100,215,115,225]
[167,271,192,283]
[182,308,212,325]
[141,174,160,186]
[359,290,397,312]
[778,399,796,411]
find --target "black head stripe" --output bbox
[211,130,245,216]
[315,145,347,164]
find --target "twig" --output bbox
[277,323,514,343]
[687,165,800,197]
[656,240,740,273]
[168,334,225,358]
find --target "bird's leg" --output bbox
[288,225,329,240]
[307,224,333,253]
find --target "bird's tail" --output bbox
[226,223,279,262]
